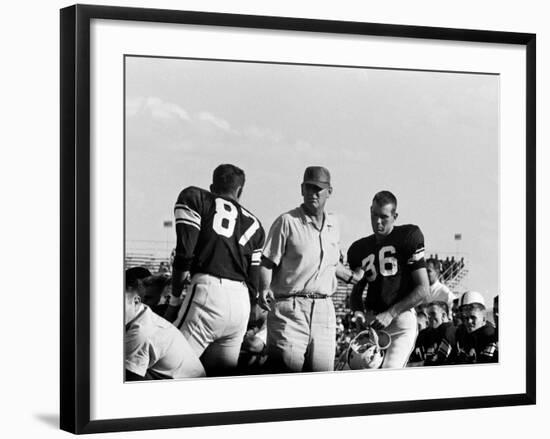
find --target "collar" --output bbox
[125,304,147,331]
[298,205,334,227]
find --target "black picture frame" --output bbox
[60,4,536,434]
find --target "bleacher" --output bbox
[125,253,170,273]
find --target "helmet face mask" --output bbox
[347,327,391,370]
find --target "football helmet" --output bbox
[347,327,391,370]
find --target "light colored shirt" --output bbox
[262,206,340,297]
[425,280,456,308]
[125,305,205,379]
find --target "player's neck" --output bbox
[214,191,239,202]
[375,226,394,242]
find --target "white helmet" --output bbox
[347,327,391,370]
[460,291,485,307]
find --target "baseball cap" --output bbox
[302,166,331,189]
[125,267,152,290]
[459,291,485,307]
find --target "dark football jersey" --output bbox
[172,186,265,286]
[415,322,457,365]
[456,322,498,364]
[348,224,426,313]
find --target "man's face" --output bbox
[427,305,447,329]
[462,306,486,333]
[301,183,331,213]
[426,263,439,285]
[124,291,141,325]
[370,202,397,238]
[417,314,428,332]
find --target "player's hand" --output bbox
[371,310,395,330]
[348,269,364,285]
[351,310,366,329]
[258,289,275,312]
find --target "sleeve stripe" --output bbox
[175,218,201,231]
[437,339,452,357]
[174,204,201,223]
[408,250,425,263]
[251,250,262,264]
[482,344,497,356]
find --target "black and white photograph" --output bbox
[123,56,500,379]
[51,2,539,435]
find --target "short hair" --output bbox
[428,301,449,315]
[125,267,151,291]
[426,258,441,273]
[211,164,245,194]
[372,190,397,212]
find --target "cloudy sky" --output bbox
[125,56,499,303]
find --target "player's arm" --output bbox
[391,267,430,316]
[165,188,202,321]
[346,241,368,325]
[258,258,276,311]
[246,233,266,321]
[257,215,287,311]
[372,267,429,330]
[335,263,364,285]
[247,224,266,300]
[477,327,499,363]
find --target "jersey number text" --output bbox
[361,245,398,281]
[212,198,259,246]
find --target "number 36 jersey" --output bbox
[347,224,426,313]
[172,186,265,285]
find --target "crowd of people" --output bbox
[124,163,498,381]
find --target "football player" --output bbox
[455,291,498,364]
[347,191,430,369]
[165,164,265,376]
[410,301,457,366]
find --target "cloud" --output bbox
[126,96,190,121]
[197,111,234,133]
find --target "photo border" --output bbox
[60,4,536,434]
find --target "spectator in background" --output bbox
[421,258,455,312]
[409,301,456,366]
[416,309,429,333]
[124,267,205,380]
[157,261,170,275]
[455,291,498,364]
[451,298,462,327]
[140,274,172,317]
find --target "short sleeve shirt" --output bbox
[125,306,205,379]
[262,206,340,297]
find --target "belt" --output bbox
[288,292,329,300]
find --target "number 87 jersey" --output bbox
[172,186,265,285]
[347,224,426,314]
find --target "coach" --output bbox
[258,166,360,373]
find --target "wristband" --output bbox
[168,294,183,307]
